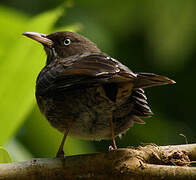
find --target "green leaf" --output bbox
[0,6,64,145]
[0,6,27,65]
[5,138,33,162]
[0,147,12,163]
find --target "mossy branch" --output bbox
[0,144,196,180]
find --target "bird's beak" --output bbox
[22,32,53,46]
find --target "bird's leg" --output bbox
[56,123,72,158]
[109,116,117,150]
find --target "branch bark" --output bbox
[0,144,196,180]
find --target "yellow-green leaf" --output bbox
[0,147,12,163]
[0,6,64,145]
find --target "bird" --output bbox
[23,31,175,157]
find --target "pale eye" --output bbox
[64,38,71,46]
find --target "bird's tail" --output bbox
[134,72,175,89]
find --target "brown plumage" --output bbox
[23,31,175,157]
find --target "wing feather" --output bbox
[36,53,137,96]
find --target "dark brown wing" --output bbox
[36,53,137,96]
[36,52,175,100]
[59,53,137,83]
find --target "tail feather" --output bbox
[132,88,147,100]
[134,72,175,89]
[114,88,152,133]
[130,88,153,119]
[130,115,145,124]
[114,73,175,130]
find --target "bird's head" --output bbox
[23,31,101,64]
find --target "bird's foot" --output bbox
[56,149,65,158]
[108,144,117,151]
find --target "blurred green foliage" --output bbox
[0,0,195,161]
[0,5,62,145]
[0,147,12,163]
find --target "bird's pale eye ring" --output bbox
[64,38,71,46]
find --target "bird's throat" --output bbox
[44,46,59,64]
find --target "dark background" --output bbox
[0,0,195,161]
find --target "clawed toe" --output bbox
[56,149,65,158]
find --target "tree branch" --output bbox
[0,144,195,180]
